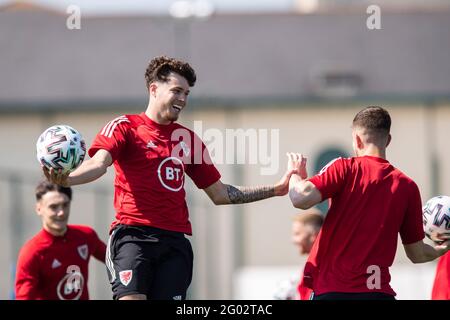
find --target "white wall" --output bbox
[234,263,437,300]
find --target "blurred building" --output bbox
[1,2,449,299]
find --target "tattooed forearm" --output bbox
[226,184,275,204]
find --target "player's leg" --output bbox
[147,237,193,300]
[118,294,146,300]
[106,226,154,300]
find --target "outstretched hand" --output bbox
[434,240,450,256]
[430,231,450,244]
[286,153,308,179]
[273,153,308,196]
[274,167,297,196]
[42,166,70,187]
[430,231,450,256]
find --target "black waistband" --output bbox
[115,224,185,238]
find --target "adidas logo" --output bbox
[52,259,62,269]
[173,295,182,300]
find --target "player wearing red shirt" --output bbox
[44,56,293,300]
[88,112,219,235]
[273,209,322,300]
[15,181,106,300]
[431,251,450,300]
[292,209,323,300]
[287,106,450,300]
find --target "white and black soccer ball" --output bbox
[36,125,86,174]
[423,195,450,241]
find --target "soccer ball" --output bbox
[36,125,86,174]
[422,195,450,241]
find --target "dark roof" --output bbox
[1,8,450,108]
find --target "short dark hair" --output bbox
[352,106,391,139]
[35,180,72,201]
[144,56,196,90]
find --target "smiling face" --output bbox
[36,190,71,236]
[148,72,190,124]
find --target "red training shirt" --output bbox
[89,113,221,234]
[303,156,424,296]
[15,225,106,300]
[297,275,313,300]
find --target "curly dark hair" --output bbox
[144,56,196,90]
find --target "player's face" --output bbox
[153,73,190,124]
[36,191,70,236]
[291,222,315,255]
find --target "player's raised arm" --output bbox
[43,149,112,187]
[203,166,295,205]
[287,153,322,210]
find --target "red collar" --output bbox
[39,226,70,243]
[140,112,176,131]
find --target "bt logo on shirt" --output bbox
[57,265,84,300]
[157,157,185,192]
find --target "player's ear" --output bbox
[386,134,392,148]
[35,201,42,216]
[149,82,158,97]
[356,133,364,149]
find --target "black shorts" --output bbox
[312,292,396,300]
[106,224,193,300]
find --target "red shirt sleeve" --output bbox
[185,134,221,189]
[15,246,40,300]
[88,116,130,162]
[308,157,347,200]
[399,181,425,245]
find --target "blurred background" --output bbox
[1,0,450,300]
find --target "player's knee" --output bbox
[119,294,147,300]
